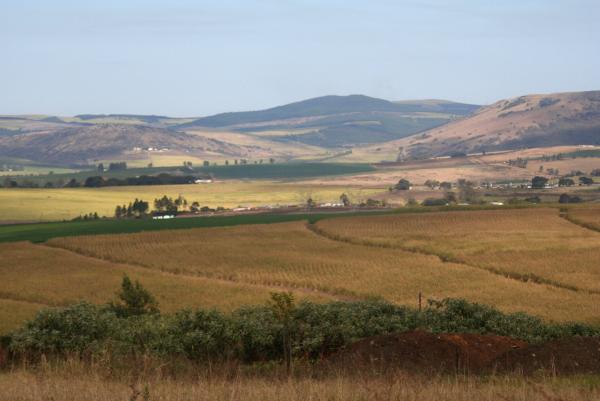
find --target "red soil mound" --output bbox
[493,336,600,375]
[327,331,527,374]
[0,346,7,368]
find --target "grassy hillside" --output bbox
[182,95,479,128]
[0,96,479,166]
[179,95,479,148]
[370,90,600,160]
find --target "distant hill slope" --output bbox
[179,95,480,148]
[370,90,600,160]
[0,124,247,164]
[0,95,481,165]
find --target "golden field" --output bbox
[4,207,600,334]
[0,182,382,221]
[315,208,600,293]
[44,219,600,324]
[566,205,600,231]
[0,241,326,334]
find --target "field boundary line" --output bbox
[39,243,360,302]
[559,208,600,233]
[305,222,594,295]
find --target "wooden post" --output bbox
[418,292,422,312]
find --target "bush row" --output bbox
[6,298,599,363]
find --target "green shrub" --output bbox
[9,303,116,355]
[7,298,600,362]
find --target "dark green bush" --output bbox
[7,298,600,362]
[9,303,116,355]
[164,309,236,361]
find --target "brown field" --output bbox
[42,220,600,324]
[566,205,600,230]
[0,242,326,334]
[5,208,600,333]
[314,208,600,294]
[526,157,600,176]
[301,157,532,187]
[1,366,599,401]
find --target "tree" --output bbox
[114,205,123,219]
[306,197,316,209]
[84,176,105,187]
[424,180,440,189]
[559,193,582,204]
[394,179,411,191]
[558,177,575,187]
[439,182,452,190]
[174,195,187,210]
[579,176,594,185]
[190,201,200,213]
[269,158,275,164]
[339,193,351,207]
[108,162,127,171]
[97,163,104,172]
[203,160,210,167]
[108,275,159,318]
[444,191,457,204]
[531,176,549,189]
[132,199,149,216]
[3,176,17,188]
[268,292,296,375]
[457,179,476,202]
[64,178,80,188]
[154,195,178,214]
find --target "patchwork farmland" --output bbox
[3,206,600,334]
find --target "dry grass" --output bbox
[0,299,45,335]
[315,208,600,294]
[46,221,600,323]
[567,205,600,231]
[0,242,326,334]
[1,364,599,401]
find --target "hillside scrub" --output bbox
[6,297,599,364]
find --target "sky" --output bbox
[2,0,600,116]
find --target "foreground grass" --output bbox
[1,365,599,401]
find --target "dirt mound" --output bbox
[0,346,7,368]
[327,331,526,374]
[493,337,600,375]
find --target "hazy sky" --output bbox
[2,0,599,116]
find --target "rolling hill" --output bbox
[178,95,480,147]
[0,96,480,166]
[373,90,600,160]
[0,124,247,165]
